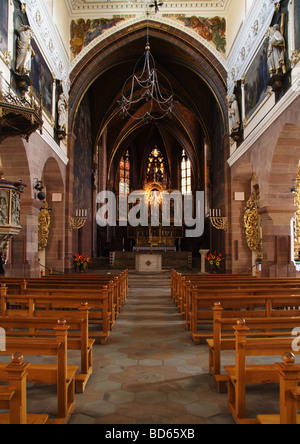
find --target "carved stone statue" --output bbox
[0,192,8,225]
[15,24,35,76]
[57,93,68,133]
[228,94,240,136]
[11,192,20,227]
[267,24,286,75]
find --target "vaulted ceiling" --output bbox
[69,18,228,197]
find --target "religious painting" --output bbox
[0,0,9,54]
[73,95,93,213]
[295,0,300,52]
[70,17,125,59]
[30,40,53,116]
[244,38,270,120]
[177,16,226,54]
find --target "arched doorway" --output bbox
[39,157,65,274]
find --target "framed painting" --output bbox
[244,38,270,121]
[30,40,53,116]
[0,0,9,54]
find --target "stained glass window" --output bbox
[181,150,192,195]
[119,151,130,195]
[147,146,165,183]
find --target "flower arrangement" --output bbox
[73,254,91,271]
[205,251,223,272]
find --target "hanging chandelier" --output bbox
[118,12,176,123]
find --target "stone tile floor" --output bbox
[0,271,283,424]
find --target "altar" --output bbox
[135,254,162,273]
[111,251,192,270]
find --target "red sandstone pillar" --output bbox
[259,206,297,277]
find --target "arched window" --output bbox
[147,146,165,183]
[119,150,130,195]
[181,150,191,195]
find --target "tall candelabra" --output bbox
[70,209,88,231]
[209,209,228,231]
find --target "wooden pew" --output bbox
[0,270,128,319]
[258,352,300,425]
[178,276,300,328]
[0,353,49,424]
[207,302,300,393]
[224,319,300,424]
[171,270,300,327]
[1,280,119,326]
[0,320,77,424]
[190,290,300,344]
[0,290,111,344]
[0,303,94,393]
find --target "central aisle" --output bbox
[70,271,233,424]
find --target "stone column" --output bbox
[259,206,297,277]
[199,249,210,273]
[65,132,76,272]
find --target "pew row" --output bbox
[207,301,300,393]
[171,270,300,328]
[224,319,300,424]
[0,321,77,424]
[0,290,111,344]
[0,353,49,424]
[0,270,128,322]
[191,291,300,344]
[0,303,94,393]
[257,352,300,425]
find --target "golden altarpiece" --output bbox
[121,147,184,249]
[126,180,184,248]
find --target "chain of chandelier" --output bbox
[118,1,176,123]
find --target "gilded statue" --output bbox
[244,185,262,257]
[38,201,51,251]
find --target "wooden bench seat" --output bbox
[0,304,94,393]
[191,291,300,344]
[0,291,111,344]
[1,281,117,329]
[207,302,300,392]
[257,353,300,425]
[0,353,49,424]
[0,321,77,424]
[0,270,128,320]
[224,320,300,424]
[171,270,300,327]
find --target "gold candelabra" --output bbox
[209,209,228,231]
[70,209,88,231]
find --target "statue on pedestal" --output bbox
[57,93,68,138]
[267,24,286,92]
[268,24,286,75]
[15,24,35,76]
[228,94,241,141]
